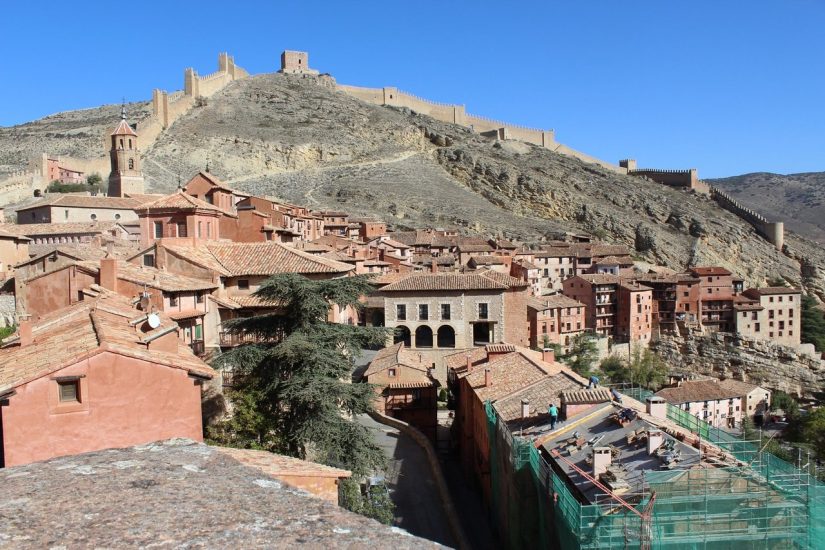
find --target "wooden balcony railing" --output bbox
[219,331,281,347]
[189,340,205,356]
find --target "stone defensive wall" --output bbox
[336,83,625,174]
[628,168,699,189]
[710,185,784,250]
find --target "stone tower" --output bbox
[107,105,145,197]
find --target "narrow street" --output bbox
[357,414,455,547]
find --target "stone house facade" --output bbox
[379,272,528,350]
[735,287,802,347]
[655,380,744,429]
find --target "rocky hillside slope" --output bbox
[2,72,824,299]
[709,172,825,245]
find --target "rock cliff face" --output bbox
[652,333,825,398]
[2,72,825,300]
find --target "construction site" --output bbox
[485,388,825,549]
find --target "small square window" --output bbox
[388,368,396,377]
[396,304,406,321]
[169,294,178,307]
[58,380,80,403]
[196,293,204,304]
[238,279,250,290]
[419,304,429,320]
[441,304,451,320]
[478,303,489,320]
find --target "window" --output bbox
[769,332,774,338]
[169,294,178,307]
[788,309,793,317]
[128,159,134,169]
[237,279,250,290]
[542,323,547,334]
[143,254,155,267]
[196,293,204,304]
[396,304,406,321]
[207,222,212,238]
[779,296,783,302]
[769,297,774,303]
[388,368,396,377]
[194,324,202,340]
[683,291,689,297]
[115,213,121,220]
[789,295,794,302]
[478,303,489,320]
[177,222,187,238]
[441,304,451,320]
[58,380,80,403]
[755,323,760,332]
[154,221,163,239]
[419,304,429,320]
[90,213,97,221]
[198,222,203,238]
[64,209,69,220]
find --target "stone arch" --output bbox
[415,325,433,348]
[437,325,456,348]
[394,325,411,347]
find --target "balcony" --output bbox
[219,331,280,347]
[189,340,205,356]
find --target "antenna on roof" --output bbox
[177,174,182,190]
[205,153,210,173]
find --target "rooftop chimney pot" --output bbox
[18,315,33,347]
[484,367,492,388]
[100,257,118,291]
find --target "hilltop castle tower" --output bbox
[107,106,145,197]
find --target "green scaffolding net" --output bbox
[485,399,825,549]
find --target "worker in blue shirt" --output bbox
[548,402,559,429]
[588,375,600,389]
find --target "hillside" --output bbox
[709,172,825,245]
[1,72,824,299]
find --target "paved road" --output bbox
[358,414,455,548]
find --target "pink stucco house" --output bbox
[0,289,214,468]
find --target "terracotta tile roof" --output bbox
[168,309,206,321]
[411,253,456,266]
[76,260,218,292]
[494,373,584,422]
[455,243,495,253]
[655,380,743,404]
[206,242,355,276]
[321,251,357,263]
[26,242,141,263]
[231,294,285,308]
[0,226,30,241]
[0,221,125,237]
[16,195,145,212]
[528,295,586,311]
[363,343,431,380]
[111,118,138,136]
[560,388,613,404]
[444,347,489,375]
[577,274,621,285]
[485,343,516,354]
[717,378,766,395]
[477,269,528,288]
[469,255,508,265]
[370,271,409,286]
[689,266,733,276]
[589,244,632,257]
[380,273,508,292]
[216,447,351,479]
[534,247,576,259]
[733,295,763,311]
[184,171,240,194]
[593,255,632,265]
[0,290,213,394]
[378,238,409,249]
[136,191,230,216]
[744,286,802,296]
[161,244,232,276]
[619,280,653,292]
[465,352,549,402]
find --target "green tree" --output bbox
[561,334,598,377]
[801,295,825,351]
[770,390,800,417]
[0,324,16,340]
[598,348,668,390]
[212,273,389,477]
[800,408,825,460]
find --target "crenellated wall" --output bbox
[710,186,784,250]
[333,82,628,171]
[628,168,699,189]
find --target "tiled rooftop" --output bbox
[0,289,213,394]
[76,260,219,292]
[0,439,435,548]
[16,194,146,211]
[528,295,586,311]
[136,190,231,215]
[655,380,744,404]
[744,286,802,296]
[381,273,508,292]
[0,221,124,236]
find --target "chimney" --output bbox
[593,447,612,478]
[484,367,492,388]
[542,348,555,363]
[18,315,32,347]
[647,430,664,455]
[646,396,667,420]
[106,240,114,256]
[431,259,437,273]
[466,354,473,374]
[521,399,530,420]
[100,257,118,291]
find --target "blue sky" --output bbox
[1,1,823,178]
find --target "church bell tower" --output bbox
[107,105,145,197]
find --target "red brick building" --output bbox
[527,295,586,350]
[363,343,439,440]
